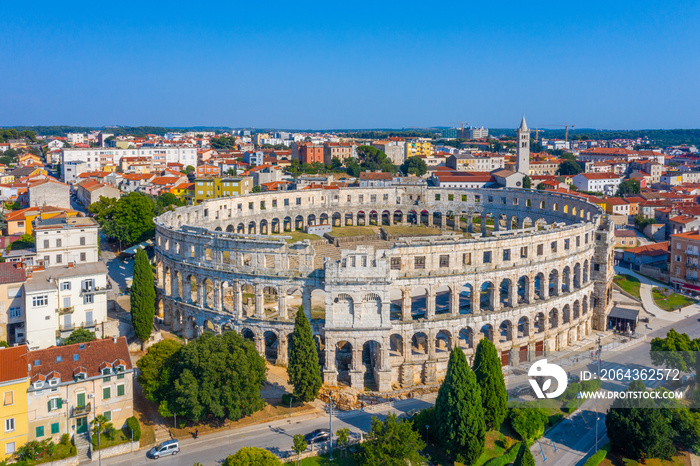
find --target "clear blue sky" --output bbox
[2,0,699,129]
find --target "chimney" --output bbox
[68,262,74,268]
[113,337,117,344]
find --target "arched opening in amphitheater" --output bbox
[155,186,614,392]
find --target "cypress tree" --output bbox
[131,249,156,341]
[287,306,322,401]
[473,338,508,430]
[514,442,535,466]
[435,347,486,465]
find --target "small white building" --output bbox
[572,172,622,195]
[34,217,100,268]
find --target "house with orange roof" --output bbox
[0,345,29,459]
[75,179,120,206]
[572,172,622,196]
[168,182,193,203]
[4,206,81,235]
[261,180,291,192]
[604,197,630,216]
[621,241,669,271]
[119,173,155,193]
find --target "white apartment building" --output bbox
[469,127,489,139]
[34,217,100,268]
[61,147,198,175]
[572,172,622,195]
[24,263,110,350]
[66,133,85,145]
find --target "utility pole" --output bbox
[328,397,334,460]
[597,335,602,375]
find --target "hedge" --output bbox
[125,416,141,442]
[583,443,611,466]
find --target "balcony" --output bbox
[81,283,112,295]
[71,403,91,418]
[687,250,700,256]
[59,306,74,315]
[687,263,699,270]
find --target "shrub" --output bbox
[281,393,297,407]
[581,379,602,393]
[583,443,611,466]
[562,382,582,401]
[60,433,70,445]
[509,407,548,441]
[104,427,116,441]
[125,416,141,442]
[482,441,521,466]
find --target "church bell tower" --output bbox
[516,114,530,175]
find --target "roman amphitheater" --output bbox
[154,185,614,392]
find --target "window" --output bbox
[8,307,21,319]
[520,247,528,258]
[551,241,558,253]
[5,442,15,455]
[103,411,111,421]
[80,252,86,262]
[48,398,62,411]
[80,236,86,245]
[117,373,125,380]
[296,198,301,205]
[51,422,60,434]
[503,249,511,261]
[537,244,543,256]
[390,258,401,270]
[56,239,62,247]
[439,255,450,268]
[43,240,49,249]
[7,287,21,298]
[3,391,13,406]
[117,384,125,397]
[102,368,111,381]
[33,295,48,307]
[463,253,471,265]
[414,256,425,269]
[594,264,600,271]
[564,239,570,250]
[61,282,71,291]
[36,426,44,437]
[84,294,94,304]
[483,251,492,263]
[284,199,289,206]
[4,418,14,432]
[56,254,62,264]
[103,387,111,400]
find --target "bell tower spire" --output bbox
[516,114,530,176]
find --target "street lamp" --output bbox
[328,396,334,460]
[425,424,429,449]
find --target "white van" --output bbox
[148,439,180,459]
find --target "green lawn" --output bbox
[651,288,695,311]
[328,226,377,237]
[383,225,442,236]
[33,442,77,465]
[286,452,359,465]
[613,274,641,299]
[92,429,130,450]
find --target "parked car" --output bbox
[148,439,180,459]
[568,374,580,384]
[304,429,330,444]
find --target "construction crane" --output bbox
[532,128,544,141]
[542,123,576,142]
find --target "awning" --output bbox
[608,306,640,322]
[123,239,154,256]
[682,284,700,292]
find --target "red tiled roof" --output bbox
[0,262,27,284]
[624,242,669,256]
[0,345,28,383]
[579,173,620,180]
[29,337,132,380]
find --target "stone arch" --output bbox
[381,210,391,225]
[534,272,545,300]
[548,269,559,296]
[499,320,513,343]
[480,282,495,312]
[248,221,256,234]
[284,216,292,232]
[336,341,353,383]
[562,266,571,293]
[411,286,429,320]
[260,219,268,235]
[393,210,403,224]
[435,284,451,315]
[226,224,234,232]
[517,276,529,304]
[363,293,382,318]
[411,332,429,356]
[459,284,473,314]
[271,218,280,233]
[237,223,245,234]
[535,312,546,333]
[357,210,366,226]
[344,212,354,226]
[334,293,354,323]
[517,316,530,338]
[436,330,452,354]
[458,328,474,349]
[362,340,381,389]
[307,213,316,226]
[574,263,582,288]
[263,331,278,362]
[480,324,494,342]
[389,334,404,356]
[319,213,329,225]
[188,275,199,304]
[582,295,588,315]
[583,260,589,283]
[214,226,222,231]
[563,304,571,324]
[368,210,378,225]
[522,217,533,229]
[549,308,559,329]
[573,300,580,320]
[332,212,342,227]
[499,278,512,308]
[241,327,256,342]
[295,215,304,230]
[389,289,402,321]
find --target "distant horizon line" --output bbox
[3,125,700,133]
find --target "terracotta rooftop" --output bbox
[0,345,28,383]
[0,262,26,285]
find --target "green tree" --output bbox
[508,407,548,441]
[8,234,34,251]
[164,332,267,422]
[0,210,6,233]
[182,165,195,175]
[434,347,485,464]
[64,328,96,345]
[361,413,425,466]
[90,192,155,246]
[155,193,184,214]
[634,214,654,231]
[251,185,262,193]
[514,442,535,466]
[292,434,307,465]
[223,447,282,466]
[650,329,699,376]
[355,145,397,173]
[329,156,343,170]
[131,249,156,341]
[336,427,350,457]
[287,306,322,402]
[605,380,675,460]
[401,156,428,176]
[557,159,583,176]
[536,183,546,190]
[616,179,641,197]
[345,158,361,177]
[523,175,532,189]
[136,339,182,402]
[91,414,113,438]
[473,339,508,431]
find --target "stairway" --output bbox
[74,432,91,464]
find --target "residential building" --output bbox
[27,337,134,443]
[196,164,220,177]
[604,197,630,217]
[372,140,405,165]
[4,206,81,236]
[431,171,494,188]
[293,143,324,164]
[247,165,282,187]
[193,176,253,203]
[613,229,640,248]
[24,262,110,349]
[62,161,89,184]
[0,346,29,460]
[359,172,394,187]
[571,173,622,195]
[323,143,355,166]
[668,215,700,237]
[670,231,700,290]
[61,147,197,173]
[468,126,489,139]
[405,141,432,159]
[74,180,120,207]
[34,216,100,268]
[66,133,85,145]
[243,151,264,167]
[621,242,669,271]
[447,154,505,172]
[0,263,27,345]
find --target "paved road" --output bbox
[103,396,435,466]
